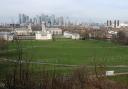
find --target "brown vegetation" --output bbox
[111,30,128,45]
[1,64,128,89]
[0,38,8,50]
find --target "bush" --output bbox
[114,31,128,45]
[0,39,8,50]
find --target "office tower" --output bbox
[19,14,22,24]
[41,14,46,22]
[50,15,56,26]
[114,20,116,28]
[107,20,109,26]
[33,17,37,25]
[117,20,120,26]
[58,16,64,26]
[26,16,30,23]
[110,20,112,26]
[29,18,33,23]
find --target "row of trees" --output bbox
[112,31,128,45]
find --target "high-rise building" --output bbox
[110,20,112,26]
[114,20,116,28]
[26,16,30,23]
[58,16,64,26]
[18,13,67,26]
[33,17,37,25]
[106,20,120,28]
[107,20,109,26]
[117,20,120,26]
[19,13,29,24]
[50,15,56,26]
[19,14,22,24]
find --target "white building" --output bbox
[63,31,80,40]
[15,24,32,36]
[35,22,63,40]
[120,23,128,27]
[108,30,117,35]
[0,32,13,41]
[63,31,72,38]
[35,22,52,40]
[48,28,62,35]
[35,31,52,40]
[72,33,80,40]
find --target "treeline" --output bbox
[80,29,128,45]
[112,31,128,45]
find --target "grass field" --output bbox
[1,39,127,71]
[0,39,128,83]
[5,39,128,66]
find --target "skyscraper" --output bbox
[58,16,64,26]
[117,20,120,26]
[19,14,22,24]
[114,20,116,28]
[19,14,29,24]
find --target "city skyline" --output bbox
[0,0,128,23]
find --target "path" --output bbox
[0,58,128,68]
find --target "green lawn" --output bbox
[0,39,128,82]
[5,39,128,66]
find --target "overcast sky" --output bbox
[0,0,128,23]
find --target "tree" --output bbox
[0,38,8,50]
[117,31,128,45]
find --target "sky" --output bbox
[0,0,128,23]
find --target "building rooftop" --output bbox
[0,32,12,35]
[47,28,62,31]
[32,25,42,31]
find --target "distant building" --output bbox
[106,20,120,28]
[31,25,42,33]
[120,23,128,27]
[63,31,72,38]
[42,22,46,32]
[48,28,62,35]
[108,30,117,35]
[106,20,128,29]
[106,30,118,39]
[35,31,52,40]
[63,31,80,40]
[14,24,32,36]
[72,33,80,40]
[35,22,52,40]
[0,28,13,32]
[19,14,30,24]
[0,32,13,41]
[58,16,64,26]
